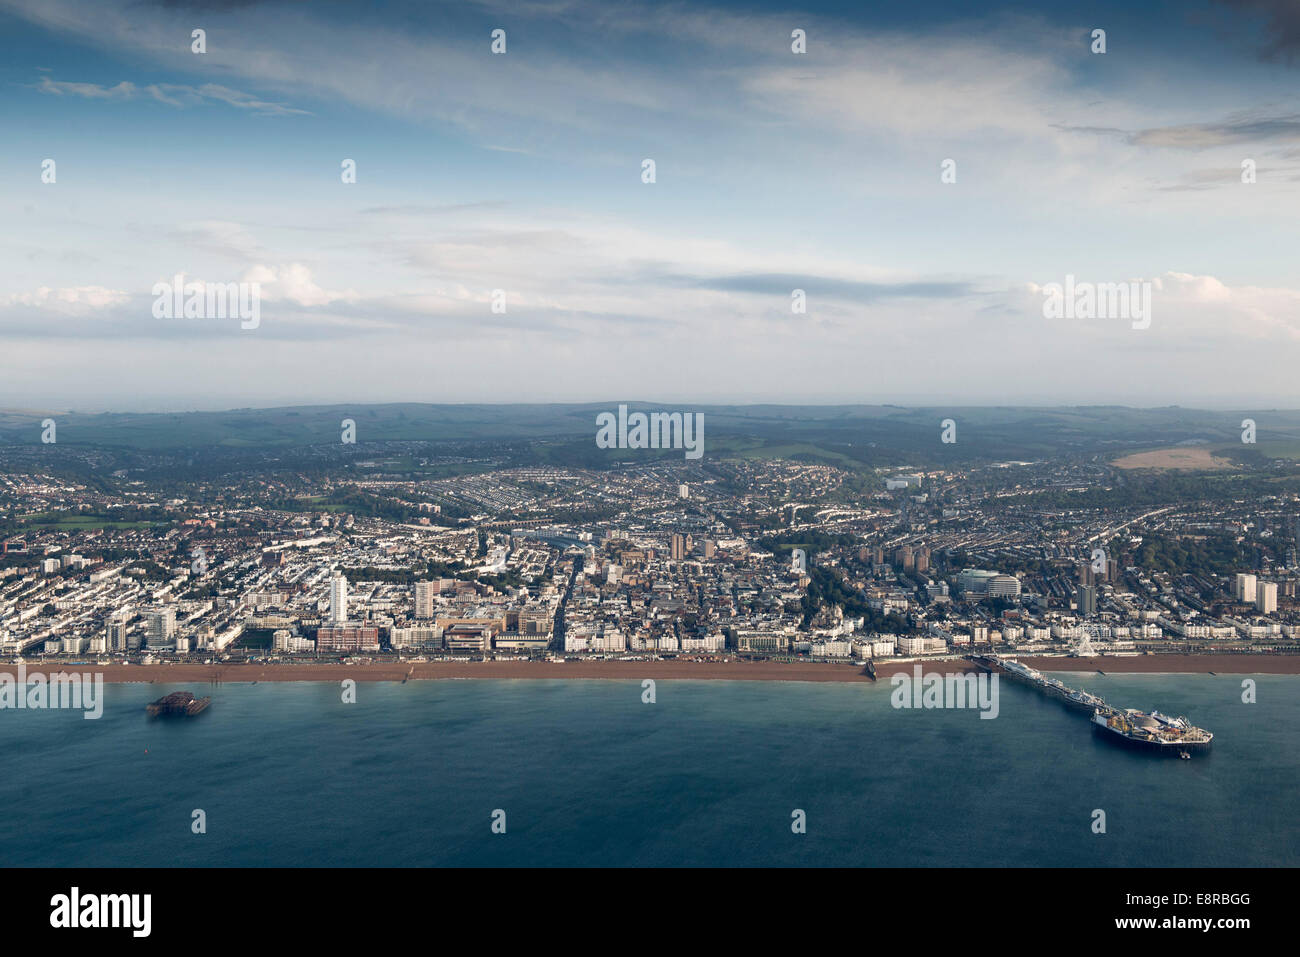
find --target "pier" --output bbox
[969,654,1212,757]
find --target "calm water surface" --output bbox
[1,674,1294,866]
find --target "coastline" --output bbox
[3,653,1298,685]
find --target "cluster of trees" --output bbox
[1135,534,1247,578]
[800,565,908,633]
[264,490,423,523]
[757,531,860,556]
[122,561,171,580]
[993,471,1293,512]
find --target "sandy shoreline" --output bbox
[2,653,1297,685]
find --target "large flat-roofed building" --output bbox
[443,623,493,653]
[390,625,442,650]
[956,568,1021,598]
[898,635,948,655]
[494,632,551,652]
[316,624,379,652]
[736,630,790,654]
[506,608,552,637]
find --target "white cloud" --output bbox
[1024,271,1300,342]
[4,286,130,311]
[1154,272,1233,302]
[37,77,135,99]
[242,264,356,307]
[36,75,309,116]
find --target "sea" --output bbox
[1,673,1295,867]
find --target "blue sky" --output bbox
[2,0,1299,410]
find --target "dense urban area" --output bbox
[4,429,1299,668]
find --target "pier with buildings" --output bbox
[971,654,1213,757]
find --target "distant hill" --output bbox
[2,403,1298,468]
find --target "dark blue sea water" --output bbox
[1,674,1295,866]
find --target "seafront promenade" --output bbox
[3,653,1298,685]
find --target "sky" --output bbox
[1,0,1299,412]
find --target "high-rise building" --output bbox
[678,484,689,499]
[670,533,692,560]
[330,574,348,623]
[145,607,176,644]
[414,581,437,619]
[914,546,930,573]
[1234,573,1257,604]
[702,540,716,559]
[1256,582,1278,615]
[1076,584,1097,617]
[895,546,914,571]
[106,617,129,652]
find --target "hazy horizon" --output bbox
[5,398,1300,417]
